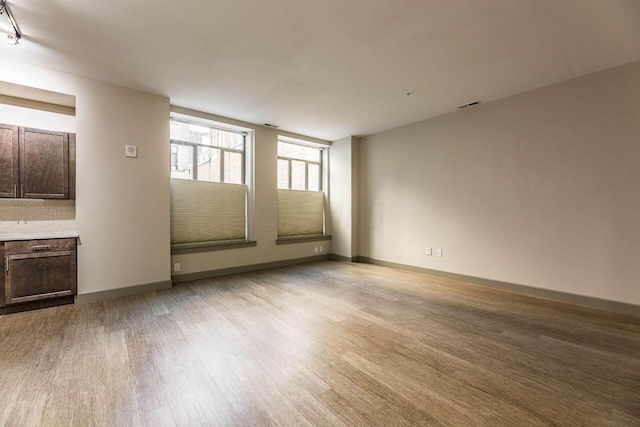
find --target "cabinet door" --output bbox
[0,124,19,198]
[19,127,69,199]
[5,251,77,305]
[69,133,76,200]
[0,244,5,307]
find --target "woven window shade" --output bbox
[170,178,246,244]
[278,189,324,237]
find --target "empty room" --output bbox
[0,0,639,426]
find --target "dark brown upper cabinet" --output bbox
[0,124,19,198]
[0,124,75,200]
[20,128,69,199]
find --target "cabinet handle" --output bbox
[5,257,8,274]
[31,245,52,252]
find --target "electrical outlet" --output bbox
[314,247,319,253]
[319,246,324,253]
[426,247,432,255]
[437,249,443,257]
[174,263,181,272]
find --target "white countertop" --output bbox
[0,231,79,241]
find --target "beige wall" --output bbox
[170,107,331,276]
[329,136,359,258]
[359,61,640,305]
[0,103,75,132]
[351,137,360,257]
[0,58,171,295]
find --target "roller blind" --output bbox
[278,189,324,237]
[170,178,246,244]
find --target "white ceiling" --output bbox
[0,0,639,141]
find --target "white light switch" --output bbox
[125,145,138,158]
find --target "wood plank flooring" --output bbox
[0,260,639,426]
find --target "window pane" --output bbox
[197,146,221,182]
[278,141,319,162]
[291,160,306,190]
[308,163,320,191]
[277,159,290,189]
[171,122,211,145]
[212,129,244,149]
[171,121,244,149]
[171,144,194,179]
[224,151,243,184]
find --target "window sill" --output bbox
[275,234,332,245]
[171,239,257,254]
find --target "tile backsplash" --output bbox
[0,199,76,234]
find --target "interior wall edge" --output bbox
[0,94,75,116]
[171,254,329,284]
[329,253,359,263]
[357,256,640,318]
[75,280,173,304]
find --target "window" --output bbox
[277,138,327,239]
[169,117,252,247]
[277,140,322,191]
[170,121,245,184]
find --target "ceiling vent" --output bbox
[457,100,481,109]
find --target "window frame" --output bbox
[170,120,247,184]
[277,140,324,191]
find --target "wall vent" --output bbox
[264,123,278,128]
[457,101,481,109]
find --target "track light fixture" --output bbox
[0,0,21,45]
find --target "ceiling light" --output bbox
[0,0,21,45]
[6,33,18,45]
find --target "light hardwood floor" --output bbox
[0,260,639,426]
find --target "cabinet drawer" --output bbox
[5,238,76,255]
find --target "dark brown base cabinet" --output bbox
[1,238,77,314]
